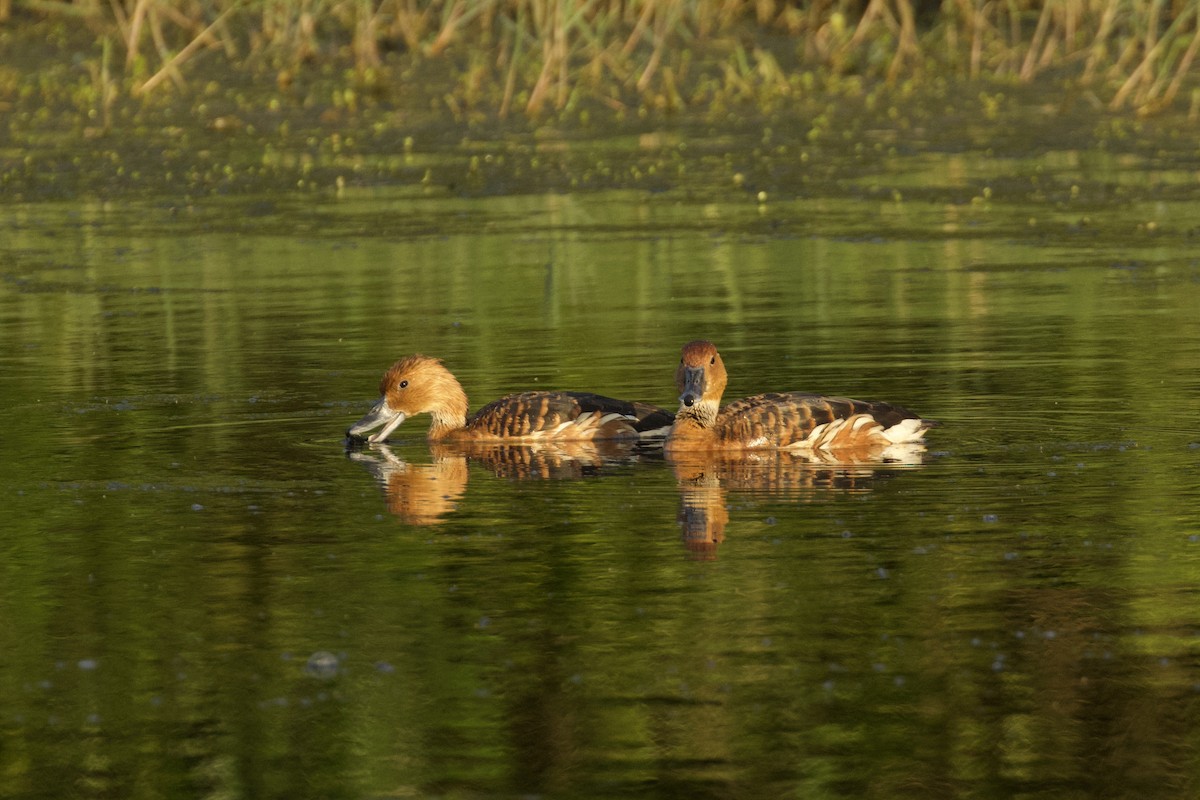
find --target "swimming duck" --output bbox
[666,340,935,453]
[347,354,673,444]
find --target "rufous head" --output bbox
[347,355,469,443]
[674,340,727,425]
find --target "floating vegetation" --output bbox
[1,0,1198,119]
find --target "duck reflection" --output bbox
[670,443,929,559]
[346,443,470,525]
[347,439,647,524]
[444,439,643,481]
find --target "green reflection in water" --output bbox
[2,146,1200,799]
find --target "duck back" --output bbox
[463,391,672,441]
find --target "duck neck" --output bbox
[427,382,470,441]
[666,401,719,449]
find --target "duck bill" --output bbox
[347,398,408,444]
[678,366,707,409]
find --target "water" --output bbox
[3,135,1200,799]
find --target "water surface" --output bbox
[3,132,1200,799]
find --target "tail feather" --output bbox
[882,417,934,444]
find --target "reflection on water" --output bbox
[350,436,931,563]
[347,439,651,525]
[670,444,929,558]
[347,443,471,524]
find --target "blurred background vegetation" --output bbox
[1,0,1198,123]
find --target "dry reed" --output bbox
[6,0,1199,116]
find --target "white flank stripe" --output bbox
[815,419,845,449]
[882,418,926,444]
[851,415,875,431]
[638,424,672,440]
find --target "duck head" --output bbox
[348,354,469,443]
[674,340,727,427]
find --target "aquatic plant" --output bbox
[2,0,1198,118]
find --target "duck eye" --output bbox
[399,380,409,389]
[710,357,716,365]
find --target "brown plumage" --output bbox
[347,354,673,444]
[665,340,936,453]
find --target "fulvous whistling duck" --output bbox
[347,354,674,444]
[665,340,936,453]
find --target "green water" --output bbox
[3,138,1200,799]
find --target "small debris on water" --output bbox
[305,651,341,680]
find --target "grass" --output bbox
[3,0,1200,119]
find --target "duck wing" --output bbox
[465,392,670,441]
[717,392,933,449]
[568,394,675,436]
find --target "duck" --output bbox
[665,340,936,453]
[347,354,674,444]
